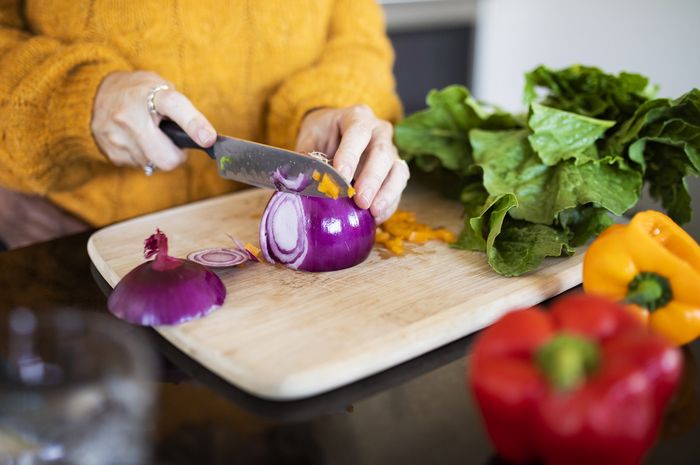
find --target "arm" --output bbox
[0,2,216,192]
[0,1,133,193]
[266,0,406,222]
[266,0,402,149]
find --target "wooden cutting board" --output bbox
[88,185,583,400]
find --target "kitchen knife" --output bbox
[160,120,351,198]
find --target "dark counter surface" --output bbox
[1,232,699,465]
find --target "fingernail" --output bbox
[360,188,374,207]
[339,165,353,182]
[198,128,215,145]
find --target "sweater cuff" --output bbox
[267,71,402,150]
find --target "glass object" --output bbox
[0,307,156,465]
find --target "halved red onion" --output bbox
[108,230,226,326]
[187,248,248,268]
[259,192,375,271]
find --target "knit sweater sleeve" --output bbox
[266,0,402,149]
[0,2,132,194]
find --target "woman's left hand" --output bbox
[296,105,410,223]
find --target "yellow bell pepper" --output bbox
[583,210,700,345]
[374,209,456,255]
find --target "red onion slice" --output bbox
[187,248,248,268]
[259,192,375,272]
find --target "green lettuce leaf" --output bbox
[602,98,671,168]
[558,206,614,247]
[524,65,655,122]
[528,103,615,165]
[453,193,575,276]
[394,71,700,276]
[611,89,700,223]
[394,86,484,173]
[488,221,574,277]
[395,85,521,174]
[639,142,695,224]
[469,129,642,224]
[459,178,490,217]
[636,89,700,171]
[454,193,517,252]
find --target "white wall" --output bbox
[472,0,700,237]
[473,0,700,110]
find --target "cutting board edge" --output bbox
[87,233,119,288]
[154,258,583,400]
[85,189,268,287]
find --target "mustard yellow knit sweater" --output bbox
[0,0,401,225]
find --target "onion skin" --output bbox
[108,230,226,326]
[259,192,375,272]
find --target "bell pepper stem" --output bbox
[626,272,672,312]
[536,334,600,391]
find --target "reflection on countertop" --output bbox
[2,232,700,465]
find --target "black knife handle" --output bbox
[159,120,216,159]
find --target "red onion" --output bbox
[259,192,375,271]
[187,248,248,268]
[108,229,226,326]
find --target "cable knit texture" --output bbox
[0,0,401,225]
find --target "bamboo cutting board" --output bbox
[88,185,583,400]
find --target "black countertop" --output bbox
[1,232,699,465]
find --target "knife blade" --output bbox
[160,121,351,198]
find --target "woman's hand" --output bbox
[296,105,410,223]
[92,71,217,171]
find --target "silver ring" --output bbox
[143,162,156,177]
[308,151,331,164]
[147,84,169,118]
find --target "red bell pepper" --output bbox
[469,294,682,465]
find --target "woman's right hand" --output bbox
[92,71,217,171]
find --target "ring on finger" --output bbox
[308,150,332,164]
[146,84,170,118]
[143,162,156,177]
